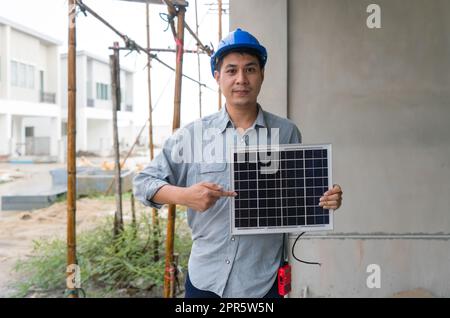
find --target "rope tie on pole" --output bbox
[175,38,183,64]
[164,265,176,282]
[159,12,177,32]
[76,0,87,17]
[123,35,140,53]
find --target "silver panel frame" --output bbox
[229,143,333,235]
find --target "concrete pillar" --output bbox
[54,46,61,107]
[230,0,288,118]
[50,115,62,158]
[129,120,134,149]
[7,114,12,155]
[0,26,5,98]
[11,116,24,156]
[0,114,12,155]
[0,115,5,155]
[76,54,88,153]
[77,108,87,152]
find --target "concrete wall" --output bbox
[91,57,111,111]
[77,55,88,152]
[45,45,59,101]
[60,52,136,155]
[9,29,39,102]
[22,117,52,137]
[124,72,133,108]
[0,25,10,99]
[0,114,11,155]
[230,0,450,297]
[0,20,61,160]
[60,55,68,111]
[86,118,111,155]
[229,0,288,118]
[289,0,450,233]
[290,237,450,298]
[11,115,23,156]
[9,29,58,104]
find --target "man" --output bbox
[134,29,343,298]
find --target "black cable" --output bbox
[159,12,176,32]
[291,232,322,266]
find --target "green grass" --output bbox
[13,210,192,298]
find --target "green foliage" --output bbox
[14,238,66,297]
[13,210,192,298]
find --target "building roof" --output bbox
[0,16,62,46]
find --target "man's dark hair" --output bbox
[215,47,265,74]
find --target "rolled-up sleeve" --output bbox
[133,133,188,209]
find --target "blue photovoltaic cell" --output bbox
[233,146,331,231]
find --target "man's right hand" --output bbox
[182,182,237,212]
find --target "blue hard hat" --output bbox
[210,28,268,76]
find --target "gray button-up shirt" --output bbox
[133,105,302,298]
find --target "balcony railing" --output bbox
[87,98,95,107]
[40,91,56,104]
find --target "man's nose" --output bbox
[236,69,249,85]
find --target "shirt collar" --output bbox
[218,104,267,134]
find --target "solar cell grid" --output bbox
[230,144,333,235]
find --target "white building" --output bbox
[60,51,136,157]
[0,16,62,161]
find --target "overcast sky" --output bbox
[0,0,229,127]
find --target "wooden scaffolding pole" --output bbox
[66,0,78,298]
[164,3,186,299]
[146,3,160,263]
[110,42,124,237]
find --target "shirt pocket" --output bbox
[197,163,228,185]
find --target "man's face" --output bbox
[214,52,265,109]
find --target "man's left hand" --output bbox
[319,184,343,210]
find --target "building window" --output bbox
[96,82,110,100]
[25,126,34,138]
[11,60,35,89]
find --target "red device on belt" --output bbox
[278,262,291,296]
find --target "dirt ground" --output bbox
[0,198,118,297]
[0,158,151,297]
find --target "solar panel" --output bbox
[230,144,333,235]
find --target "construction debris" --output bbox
[0,170,24,184]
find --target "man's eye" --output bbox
[246,68,256,73]
[226,69,236,74]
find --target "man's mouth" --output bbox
[233,89,250,95]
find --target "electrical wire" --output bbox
[291,232,322,266]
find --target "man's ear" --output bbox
[214,70,220,84]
